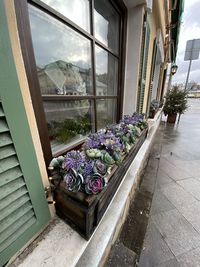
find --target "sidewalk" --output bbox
[139,98,200,267]
[105,99,200,267]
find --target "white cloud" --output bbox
[173,0,200,84]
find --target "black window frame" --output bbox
[14,0,127,165]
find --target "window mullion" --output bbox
[91,0,97,132]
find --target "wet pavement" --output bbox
[105,99,200,267]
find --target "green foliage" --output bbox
[163,86,188,115]
[47,116,91,143]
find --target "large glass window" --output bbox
[95,45,118,96]
[29,5,92,96]
[40,0,90,32]
[27,0,123,157]
[94,0,120,53]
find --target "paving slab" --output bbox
[156,258,180,267]
[152,209,200,256]
[177,201,200,233]
[177,178,200,200]
[138,220,174,266]
[177,247,200,267]
[150,190,175,215]
[156,169,175,189]
[159,158,191,181]
[161,183,197,209]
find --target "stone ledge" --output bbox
[9,117,160,267]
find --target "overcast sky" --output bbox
[172,0,200,84]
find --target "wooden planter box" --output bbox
[53,129,147,240]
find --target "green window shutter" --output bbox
[137,16,151,113]
[0,2,51,265]
[146,38,157,116]
[0,102,39,266]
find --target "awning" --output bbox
[170,0,184,62]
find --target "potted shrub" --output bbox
[163,86,188,123]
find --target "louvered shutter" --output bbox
[0,1,51,264]
[146,39,157,116]
[0,102,37,252]
[137,16,150,113]
[0,102,40,266]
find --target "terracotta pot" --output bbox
[167,113,177,123]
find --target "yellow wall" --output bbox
[142,0,169,113]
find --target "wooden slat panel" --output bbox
[0,166,22,187]
[0,156,19,174]
[0,194,30,222]
[0,186,28,211]
[0,177,25,201]
[0,133,12,148]
[0,106,4,117]
[0,216,36,253]
[0,202,33,234]
[0,119,9,133]
[0,209,34,243]
[0,145,16,160]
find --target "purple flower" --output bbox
[62,150,83,171]
[84,129,106,150]
[64,168,84,192]
[93,160,107,175]
[85,173,107,194]
[100,131,122,152]
[82,159,93,179]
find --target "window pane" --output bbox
[95,46,118,96]
[44,100,94,155]
[28,5,92,96]
[94,0,120,53]
[96,99,117,129]
[40,0,90,32]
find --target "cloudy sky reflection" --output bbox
[29,5,91,69]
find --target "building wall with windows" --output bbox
[123,0,170,116]
[139,0,169,114]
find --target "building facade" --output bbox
[0,0,182,265]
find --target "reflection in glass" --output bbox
[44,100,93,154]
[40,0,90,32]
[95,46,118,96]
[96,99,117,129]
[94,0,120,53]
[28,5,92,96]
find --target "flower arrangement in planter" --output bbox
[163,86,188,123]
[149,99,160,118]
[48,113,148,239]
[49,113,147,195]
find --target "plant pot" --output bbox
[149,110,157,119]
[167,113,177,123]
[52,129,148,240]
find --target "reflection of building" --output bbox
[0,0,183,265]
[37,60,90,95]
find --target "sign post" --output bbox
[184,39,200,90]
